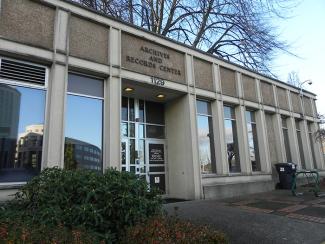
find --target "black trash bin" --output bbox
[275,163,297,189]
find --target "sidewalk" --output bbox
[165,190,325,244]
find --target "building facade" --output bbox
[0,0,324,199]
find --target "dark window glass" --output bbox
[146,125,165,139]
[64,74,103,172]
[129,123,135,137]
[246,111,260,171]
[122,97,128,121]
[129,98,135,122]
[139,100,145,122]
[145,101,164,124]
[121,141,126,165]
[0,84,45,182]
[68,73,103,97]
[197,100,211,115]
[129,139,135,164]
[281,116,287,127]
[224,106,240,173]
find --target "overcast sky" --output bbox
[271,0,325,116]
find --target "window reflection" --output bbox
[0,84,45,182]
[246,110,260,171]
[224,106,240,173]
[64,74,103,171]
[146,101,164,124]
[197,100,215,174]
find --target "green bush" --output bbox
[0,168,162,241]
[121,216,228,244]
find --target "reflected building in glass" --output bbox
[16,124,44,171]
[0,84,20,169]
[64,137,102,171]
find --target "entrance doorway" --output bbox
[121,97,167,192]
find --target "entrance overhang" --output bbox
[122,78,185,103]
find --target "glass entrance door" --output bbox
[121,97,167,192]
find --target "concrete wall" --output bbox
[260,81,275,106]
[242,75,257,102]
[291,92,302,114]
[220,66,237,97]
[194,58,214,91]
[69,15,109,64]
[277,87,289,110]
[303,97,313,117]
[165,95,201,200]
[0,0,55,50]
[121,32,186,84]
[202,175,274,199]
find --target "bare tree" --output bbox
[287,70,301,87]
[73,0,297,75]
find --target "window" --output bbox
[224,106,240,173]
[197,100,216,174]
[295,120,306,169]
[307,123,317,169]
[246,110,260,171]
[64,73,103,171]
[281,116,292,162]
[0,72,46,182]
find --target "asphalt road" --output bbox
[165,200,325,244]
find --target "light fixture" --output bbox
[124,87,134,92]
[299,79,312,95]
[156,94,165,99]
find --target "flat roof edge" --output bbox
[56,0,316,96]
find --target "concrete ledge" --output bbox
[203,180,274,200]
[0,189,18,202]
[202,173,272,186]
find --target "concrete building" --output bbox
[0,0,324,199]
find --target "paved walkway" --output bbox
[165,190,325,244]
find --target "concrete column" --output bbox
[104,75,121,170]
[211,99,228,174]
[236,105,251,174]
[104,27,121,170]
[42,63,67,168]
[165,94,201,199]
[255,79,262,103]
[300,120,313,169]
[287,117,300,165]
[213,64,221,93]
[311,122,325,169]
[54,9,69,53]
[42,9,69,169]
[185,54,194,87]
[255,110,271,173]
